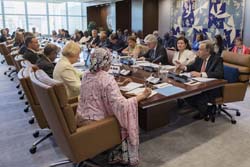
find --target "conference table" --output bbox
[118,66,227,131]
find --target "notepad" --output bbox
[120,82,143,92]
[126,88,157,98]
[154,83,172,89]
[155,86,185,96]
[192,77,217,82]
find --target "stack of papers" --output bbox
[155,86,185,96]
[192,77,217,82]
[126,88,157,98]
[154,83,172,89]
[120,82,143,92]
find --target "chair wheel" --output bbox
[231,120,237,124]
[20,96,24,100]
[29,146,37,154]
[33,131,39,138]
[4,72,7,75]
[236,111,241,116]
[18,90,22,95]
[16,85,20,89]
[24,107,29,113]
[25,101,29,105]
[29,118,34,124]
[10,78,14,81]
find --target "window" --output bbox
[28,16,48,34]
[49,16,67,33]
[5,15,26,33]
[67,2,81,16]
[27,2,46,15]
[0,16,3,28]
[4,1,25,14]
[68,17,82,34]
[48,2,66,15]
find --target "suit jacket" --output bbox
[23,49,40,64]
[186,54,224,79]
[186,54,224,99]
[88,36,100,46]
[53,56,82,98]
[107,39,126,53]
[36,55,55,78]
[143,44,168,65]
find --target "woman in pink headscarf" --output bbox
[76,48,151,166]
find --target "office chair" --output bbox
[30,69,121,167]
[212,51,250,124]
[0,43,16,76]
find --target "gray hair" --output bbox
[144,34,157,44]
[62,41,81,57]
[200,40,214,54]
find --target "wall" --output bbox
[116,0,131,31]
[158,0,172,37]
[243,0,250,46]
[143,0,159,36]
[87,5,109,30]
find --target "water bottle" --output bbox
[112,51,119,64]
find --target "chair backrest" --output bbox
[222,51,250,82]
[21,60,32,68]
[30,69,77,160]
[0,42,13,65]
[166,49,175,65]
[18,66,48,129]
[221,51,250,102]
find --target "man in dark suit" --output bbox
[36,44,58,78]
[107,33,126,53]
[140,34,168,65]
[176,40,224,119]
[88,29,100,48]
[23,36,41,64]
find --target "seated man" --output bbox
[140,34,168,64]
[107,33,126,53]
[23,36,40,64]
[87,29,100,48]
[53,41,83,98]
[176,40,224,119]
[36,44,59,78]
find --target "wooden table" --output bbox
[121,68,227,131]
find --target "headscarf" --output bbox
[89,48,112,73]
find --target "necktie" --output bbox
[200,59,207,72]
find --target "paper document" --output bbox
[155,86,185,96]
[154,83,172,89]
[192,77,217,82]
[120,82,143,92]
[180,72,191,78]
[126,88,157,98]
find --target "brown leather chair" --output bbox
[166,49,176,65]
[213,51,250,124]
[0,42,16,77]
[18,66,52,154]
[30,69,121,166]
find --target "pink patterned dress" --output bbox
[76,70,139,165]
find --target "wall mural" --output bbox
[171,0,245,49]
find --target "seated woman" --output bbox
[122,36,148,58]
[232,37,250,54]
[76,48,151,166]
[53,41,83,98]
[192,33,204,51]
[13,31,24,47]
[213,34,224,56]
[36,43,59,78]
[172,37,196,66]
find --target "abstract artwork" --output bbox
[171,0,245,49]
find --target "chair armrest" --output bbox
[68,96,79,104]
[70,103,78,115]
[223,83,248,103]
[69,116,121,160]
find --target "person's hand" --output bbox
[138,57,145,61]
[143,87,152,98]
[191,71,201,77]
[175,61,186,71]
[122,78,132,85]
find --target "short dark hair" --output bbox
[44,44,58,56]
[127,36,136,42]
[25,36,36,46]
[176,36,191,51]
[109,33,118,40]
